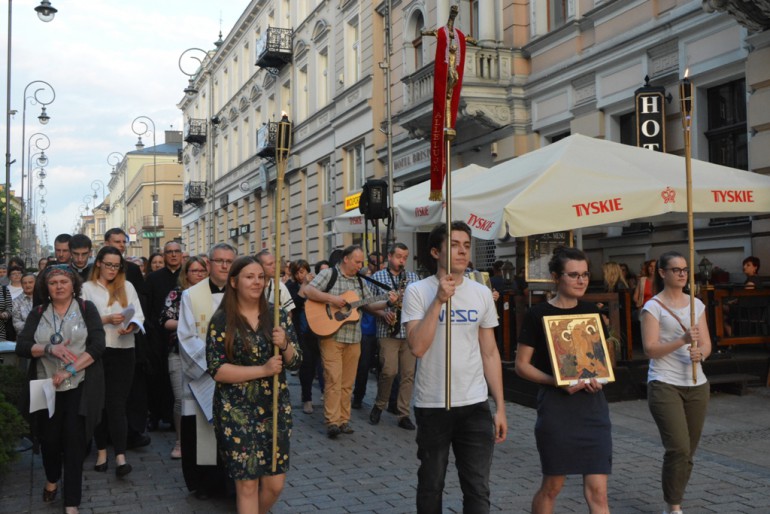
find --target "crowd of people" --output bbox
[6,224,761,514]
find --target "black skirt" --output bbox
[534,386,612,476]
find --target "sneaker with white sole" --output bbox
[303,401,313,414]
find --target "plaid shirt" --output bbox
[309,266,372,344]
[369,268,420,339]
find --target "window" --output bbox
[320,159,333,203]
[317,48,329,107]
[458,1,479,39]
[706,78,747,170]
[323,220,335,257]
[346,142,365,192]
[550,0,569,30]
[346,15,361,85]
[619,112,637,147]
[298,65,308,120]
[412,12,425,70]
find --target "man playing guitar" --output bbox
[303,245,396,439]
[368,242,421,430]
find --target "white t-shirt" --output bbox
[401,275,498,408]
[642,296,707,387]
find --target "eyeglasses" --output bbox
[164,249,182,255]
[188,268,207,274]
[665,267,689,275]
[561,272,591,280]
[101,262,122,270]
[210,259,234,267]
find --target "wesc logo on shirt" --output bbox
[438,309,479,323]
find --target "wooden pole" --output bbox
[272,114,292,471]
[680,74,697,384]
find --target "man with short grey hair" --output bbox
[177,242,236,498]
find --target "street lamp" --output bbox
[23,133,50,258]
[107,152,125,228]
[34,1,57,22]
[4,1,58,262]
[131,116,158,253]
[91,179,107,213]
[178,48,209,97]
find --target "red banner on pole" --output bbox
[429,26,466,201]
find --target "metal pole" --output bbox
[385,0,395,244]
[131,116,157,254]
[272,114,292,472]
[4,0,14,262]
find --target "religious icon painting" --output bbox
[542,313,616,386]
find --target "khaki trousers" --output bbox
[375,337,416,417]
[320,338,361,427]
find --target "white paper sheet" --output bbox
[120,304,145,333]
[29,378,56,417]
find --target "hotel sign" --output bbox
[634,83,666,152]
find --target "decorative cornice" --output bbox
[702,0,770,32]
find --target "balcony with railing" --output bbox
[184,118,207,145]
[184,181,207,205]
[142,215,164,229]
[255,27,293,71]
[256,122,278,159]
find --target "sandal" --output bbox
[42,484,57,503]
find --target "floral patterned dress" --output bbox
[206,308,301,480]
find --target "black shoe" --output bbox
[126,433,151,449]
[93,460,108,472]
[398,417,416,430]
[115,463,133,477]
[194,489,210,500]
[351,398,363,409]
[340,423,354,434]
[369,406,382,425]
[387,404,398,414]
[327,425,341,439]
[42,485,57,503]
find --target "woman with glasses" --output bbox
[81,246,145,478]
[641,251,711,514]
[159,256,209,459]
[515,246,611,514]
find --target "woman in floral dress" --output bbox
[206,256,301,514]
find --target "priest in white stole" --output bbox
[177,243,236,499]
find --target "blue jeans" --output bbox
[415,401,495,514]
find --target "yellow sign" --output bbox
[344,192,361,211]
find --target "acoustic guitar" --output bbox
[306,290,390,336]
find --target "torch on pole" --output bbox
[272,113,292,472]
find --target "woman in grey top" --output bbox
[15,265,105,514]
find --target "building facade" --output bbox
[177,0,769,279]
[106,131,184,256]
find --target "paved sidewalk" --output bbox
[1,376,769,513]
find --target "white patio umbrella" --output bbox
[448,134,770,239]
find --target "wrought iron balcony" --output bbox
[256,122,278,159]
[184,181,207,205]
[255,27,293,71]
[184,118,207,145]
[172,200,183,216]
[142,215,164,229]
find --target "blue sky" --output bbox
[1,0,248,251]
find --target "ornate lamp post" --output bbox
[107,152,125,228]
[131,116,158,253]
[178,47,208,97]
[4,1,58,262]
[20,81,55,233]
[23,133,50,257]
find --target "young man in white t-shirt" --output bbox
[402,221,507,514]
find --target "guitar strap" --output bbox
[324,267,366,297]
